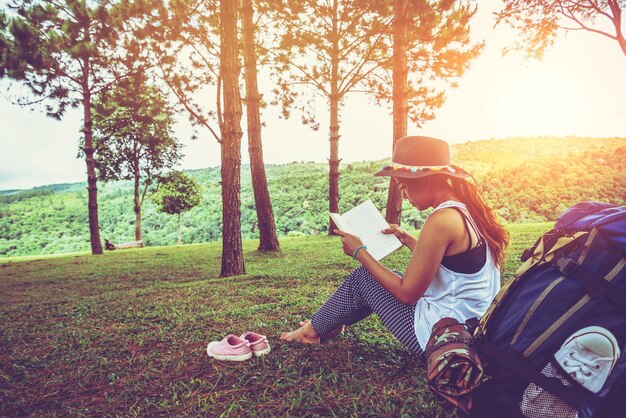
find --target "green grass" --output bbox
[0,222,553,417]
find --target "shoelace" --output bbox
[563,349,611,378]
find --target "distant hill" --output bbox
[1,136,624,257]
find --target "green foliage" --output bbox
[0,137,624,257]
[154,171,201,216]
[136,0,221,139]
[270,0,388,129]
[0,187,54,204]
[0,0,140,118]
[0,223,546,417]
[90,74,183,241]
[455,137,626,222]
[91,76,183,186]
[1,0,162,253]
[271,0,483,127]
[366,0,485,124]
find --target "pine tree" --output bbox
[241,0,280,252]
[0,0,146,254]
[271,0,389,235]
[363,0,484,224]
[219,0,245,276]
[91,75,183,241]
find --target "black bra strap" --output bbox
[447,206,484,250]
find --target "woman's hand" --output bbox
[333,229,364,258]
[382,224,417,250]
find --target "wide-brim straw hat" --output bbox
[373,136,472,180]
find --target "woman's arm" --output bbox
[405,235,418,252]
[338,210,455,305]
[382,223,418,252]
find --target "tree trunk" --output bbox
[328,0,341,235]
[219,0,245,276]
[178,212,181,246]
[134,171,142,241]
[385,0,408,226]
[608,1,626,56]
[82,56,103,255]
[328,97,341,234]
[241,0,280,252]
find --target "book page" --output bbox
[329,212,353,235]
[337,200,403,261]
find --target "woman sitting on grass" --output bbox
[280,136,509,355]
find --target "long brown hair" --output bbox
[447,176,509,268]
[405,174,509,268]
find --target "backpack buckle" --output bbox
[555,257,579,276]
[465,317,480,333]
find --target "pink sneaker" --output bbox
[241,332,271,357]
[206,334,252,361]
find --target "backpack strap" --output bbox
[522,246,626,358]
[552,227,626,310]
[555,256,626,311]
[476,338,583,408]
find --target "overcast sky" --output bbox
[1,1,625,191]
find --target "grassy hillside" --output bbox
[1,136,624,257]
[0,223,550,417]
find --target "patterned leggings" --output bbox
[310,265,423,355]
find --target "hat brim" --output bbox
[373,165,472,180]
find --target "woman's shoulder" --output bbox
[432,199,467,211]
[426,200,467,222]
[423,206,466,237]
[424,199,473,227]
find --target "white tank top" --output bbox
[413,200,501,350]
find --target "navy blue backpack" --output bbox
[469,201,626,418]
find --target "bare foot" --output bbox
[280,320,321,344]
[299,320,345,340]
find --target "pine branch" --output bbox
[559,2,618,40]
[157,62,221,143]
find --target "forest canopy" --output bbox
[1,136,624,257]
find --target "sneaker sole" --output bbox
[252,345,271,357]
[206,342,253,361]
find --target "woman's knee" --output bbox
[346,265,375,284]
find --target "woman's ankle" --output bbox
[303,320,320,338]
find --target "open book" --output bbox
[330,200,403,261]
